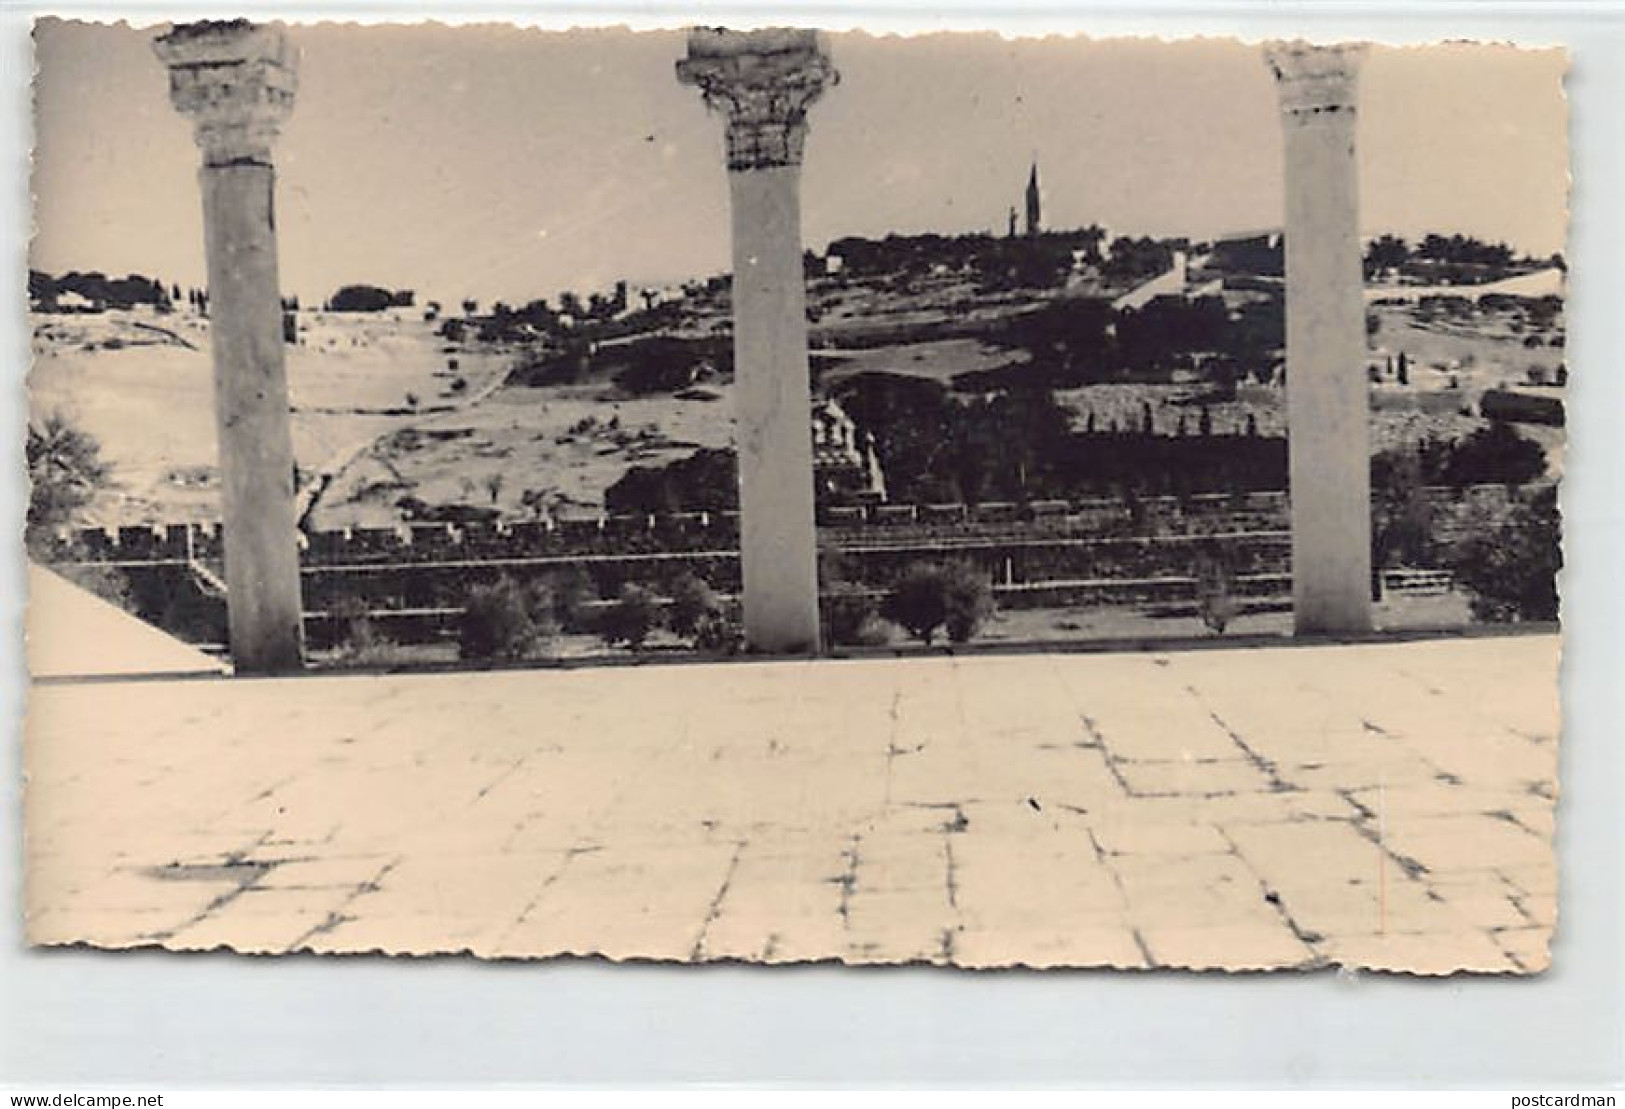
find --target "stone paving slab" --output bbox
[25,635,1560,974]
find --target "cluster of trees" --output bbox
[605,369,1550,516]
[1364,233,1558,283]
[445,283,639,345]
[834,373,1276,502]
[606,447,738,515]
[508,334,729,392]
[29,270,174,311]
[967,295,1282,390]
[811,227,1193,295]
[824,227,1106,281]
[1386,420,1548,489]
[326,285,416,313]
[1101,236,1177,283]
[1371,425,1551,610]
[1207,235,1282,278]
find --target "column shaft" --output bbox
[1273,46,1373,635]
[728,166,821,652]
[201,163,305,671]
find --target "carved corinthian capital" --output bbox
[677,28,838,172]
[1264,41,1366,121]
[153,20,298,167]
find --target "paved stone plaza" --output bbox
[25,635,1558,973]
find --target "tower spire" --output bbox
[1024,158,1042,237]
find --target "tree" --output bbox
[329,284,396,313]
[26,412,109,556]
[1442,420,1546,486]
[600,583,662,651]
[1370,450,1437,599]
[1451,485,1560,622]
[1364,233,1410,276]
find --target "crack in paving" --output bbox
[883,689,904,805]
[1083,827,1156,971]
[491,843,601,947]
[1079,713,1137,797]
[832,834,862,929]
[1215,826,1326,969]
[690,840,746,962]
[1348,814,1430,880]
[289,856,403,950]
[1192,689,1296,793]
[140,831,283,942]
[470,756,527,805]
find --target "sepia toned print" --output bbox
[25,20,1565,972]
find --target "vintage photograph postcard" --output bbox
[23,19,1565,973]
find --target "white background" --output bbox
[1,0,1620,1089]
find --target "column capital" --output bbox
[1264,41,1366,119]
[677,28,837,172]
[153,20,298,167]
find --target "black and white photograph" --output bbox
[23,18,1567,975]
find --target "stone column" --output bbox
[1266,42,1373,636]
[678,29,837,654]
[155,21,305,672]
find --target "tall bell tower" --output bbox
[1024,159,1042,237]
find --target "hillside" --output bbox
[28,234,1566,530]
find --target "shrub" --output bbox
[329,595,375,652]
[327,596,410,667]
[1450,485,1561,623]
[520,579,564,640]
[459,577,538,661]
[668,572,722,640]
[942,565,995,644]
[692,605,743,655]
[823,580,889,647]
[537,567,594,632]
[1192,543,1240,634]
[600,582,663,650]
[882,562,993,646]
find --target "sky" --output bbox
[31,19,1569,307]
